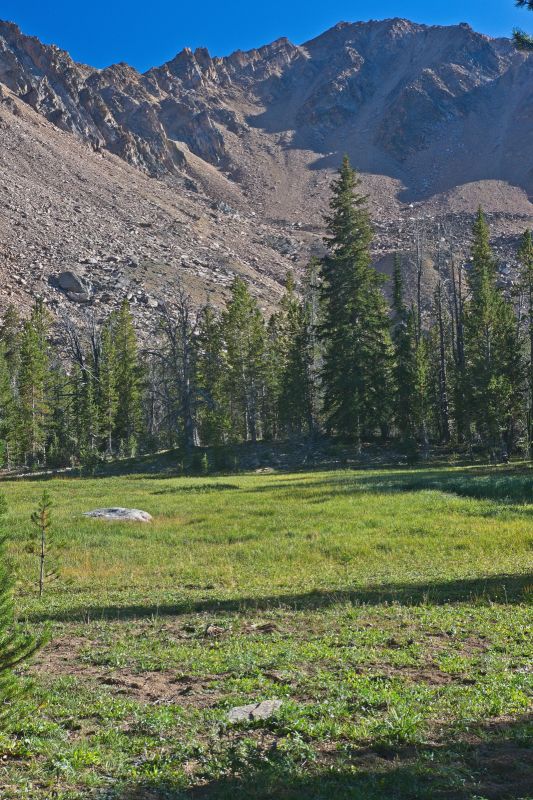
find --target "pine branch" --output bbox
[514,28,533,49]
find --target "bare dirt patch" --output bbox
[31,636,223,707]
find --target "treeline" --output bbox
[1,157,533,470]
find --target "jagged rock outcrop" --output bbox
[1,17,531,208]
[0,17,531,322]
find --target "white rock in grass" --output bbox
[83,507,152,523]
[228,699,282,723]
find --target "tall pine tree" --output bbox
[0,494,41,722]
[277,274,315,437]
[17,300,51,467]
[222,278,267,443]
[518,229,533,457]
[319,157,393,445]
[196,305,229,446]
[98,320,118,456]
[464,209,522,454]
[391,255,429,454]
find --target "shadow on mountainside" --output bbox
[93,714,533,800]
[28,573,532,623]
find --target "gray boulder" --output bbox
[227,699,282,723]
[58,270,90,293]
[83,507,153,523]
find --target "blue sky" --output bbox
[2,1,529,71]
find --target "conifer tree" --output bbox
[262,313,283,440]
[319,156,393,444]
[0,345,17,468]
[46,363,73,468]
[518,230,533,457]
[77,369,100,472]
[196,305,229,446]
[432,269,452,443]
[448,252,468,441]
[98,319,118,455]
[302,257,323,435]
[17,300,51,467]
[391,255,417,448]
[276,274,314,437]
[0,495,41,723]
[0,307,22,466]
[222,277,267,443]
[112,301,143,456]
[0,306,22,382]
[464,209,522,453]
[391,255,429,453]
[31,490,57,596]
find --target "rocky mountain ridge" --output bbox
[0,17,532,322]
[0,84,304,328]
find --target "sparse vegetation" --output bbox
[0,494,41,725]
[30,490,55,597]
[0,464,530,798]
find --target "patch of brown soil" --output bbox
[352,660,466,686]
[377,664,457,685]
[31,635,88,672]
[31,636,223,707]
[98,672,223,707]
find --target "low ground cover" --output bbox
[0,464,531,798]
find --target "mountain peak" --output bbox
[0,15,530,313]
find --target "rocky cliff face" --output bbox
[0,17,532,319]
[1,18,531,204]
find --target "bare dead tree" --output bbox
[146,286,199,453]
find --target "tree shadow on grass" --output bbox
[152,483,241,495]
[29,573,532,623]
[96,714,533,799]
[245,465,533,506]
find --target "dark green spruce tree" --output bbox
[17,300,51,467]
[277,274,314,437]
[391,255,429,455]
[391,255,419,451]
[0,494,41,722]
[518,230,533,457]
[464,209,523,454]
[0,344,17,468]
[221,277,267,443]
[319,156,393,445]
[263,273,314,439]
[263,312,283,440]
[195,305,229,446]
[98,320,118,456]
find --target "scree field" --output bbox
[1,464,532,799]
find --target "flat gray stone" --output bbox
[83,507,153,522]
[66,290,91,303]
[227,699,282,723]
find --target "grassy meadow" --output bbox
[0,462,532,799]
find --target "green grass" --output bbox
[1,463,532,799]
